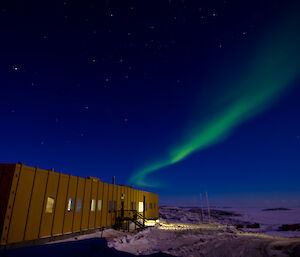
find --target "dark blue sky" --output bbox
[0,0,299,207]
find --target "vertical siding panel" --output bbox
[63,176,77,233]
[22,168,37,241]
[106,184,112,227]
[133,189,136,211]
[127,187,130,210]
[81,179,91,230]
[73,178,84,232]
[121,186,125,211]
[71,176,79,232]
[95,181,102,228]
[88,180,97,229]
[156,194,159,218]
[112,184,117,225]
[7,166,35,243]
[99,182,104,227]
[126,187,129,210]
[101,183,108,227]
[0,164,16,245]
[24,168,48,241]
[94,180,99,227]
[39,171,59,238]
[139,190,143,213]
[130,188,133,210]
[116,186,119,213]
[52,174,68,235]
[151,193,154,218]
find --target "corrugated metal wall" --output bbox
[0,164,159,246]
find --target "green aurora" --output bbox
[129,13,300,187]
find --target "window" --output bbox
[131,201,134,210]
[91,199,96,211]
[138,202,143,212]
[134,202,136,210]
[150,203,152,209]
[108,200,112,213]
[113,200,117,212]
[76,199,82,212]
[154,203,156,209]
[45,197,55,213]
[97,200,102,211]
[67,198,74,212]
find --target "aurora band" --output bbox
[129,12,300,187]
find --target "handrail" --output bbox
[115,209,148,229]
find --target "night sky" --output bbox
[1,0,300,207]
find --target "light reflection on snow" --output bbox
[158,222,227,230]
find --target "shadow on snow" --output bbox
[0,238,174,257]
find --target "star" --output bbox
[13,66,19,71]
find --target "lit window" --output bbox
[67,198,74,212]
[108,200,112,213]
[45,197,55,213]
[97,200,102,211]
[91,199,96,211]
[113,200,117,212]
[76,199,82,212]
[138,202,143,212]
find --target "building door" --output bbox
[121,201,124,217]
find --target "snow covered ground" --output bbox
[159,206,300,237]
[107,206,300,256]
[2,206,300,257]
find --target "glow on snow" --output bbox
[129,13,300,187]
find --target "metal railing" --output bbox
[115,210,147,229]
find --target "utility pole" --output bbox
[206,192,211,223]
[200,193,204,223]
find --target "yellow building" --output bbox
[0,163,159,247]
